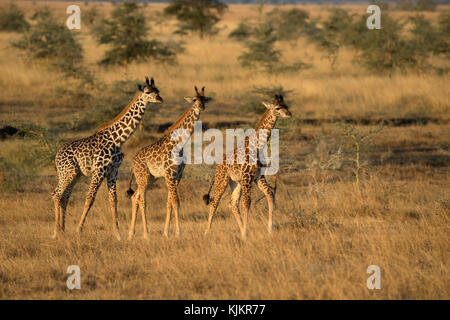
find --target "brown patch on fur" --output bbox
[95,92,142,133]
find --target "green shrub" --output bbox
[265,8,309,41]
[13,7,85,78]
[0,3,29,32]
[94,2,177,67]
[229,21,253,41]
[164,0,228,38]
[348,13,427,74]
[307,8,355,68]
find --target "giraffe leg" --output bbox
[139,174,156,240]
[164,176,180,237]
[240,182,252,240]
[128,189,139,240]
[257,176,274,233]
[51,194,62,239]
[51,169,79,238]
[59,173,80,232]
[229,180,245,236]
[76,171,105,235]
[107,171,121,241]
[204,166,229,235]
[128,168,149,240]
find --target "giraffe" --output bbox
[203,94,292,239]
[51,76,164,240]
[126,86,211,239]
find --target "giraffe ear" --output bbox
[184,96,194,103]
[262,102,272,109]
[137,84,144,92]
[205,97,212,103]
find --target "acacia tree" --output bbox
[13,7,84,78]
[164,0,228,38]
[0,3,29,32]
[95,2,176,67]
[307,8,354,69]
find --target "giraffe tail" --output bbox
[203,168,216,205]
[126,171,135,199]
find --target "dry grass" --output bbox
[0,1,449,299]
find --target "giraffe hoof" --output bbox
[51,232,58,239]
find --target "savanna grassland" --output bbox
[0,1,449,299]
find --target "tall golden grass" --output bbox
[0,1,448,299]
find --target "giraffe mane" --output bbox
[94,92,142,133]
[255,109,272,130]
[163,104,195,135]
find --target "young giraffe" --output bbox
[126,86,211,239]
[51,77,163,240]
[203,94,292,239]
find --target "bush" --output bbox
[265,8,310,41]
[13,7,85,77]
[238,23,310,73]
[238,24,280,73]
[307,8,355,68]
[164,0,228,38]
[348,13,427,74]
[229,21,253,41]
[0,3,29,32]
[94,2,177,67]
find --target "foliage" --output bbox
[0,2,29,32]
[265,8,310,41]
[12,7,86,78]
[238,24,280,73]
[0,124,63,193]
[307,8,354,68]
[237,23,310,73]
[94,2,177,67]
[435,13,450,57]
[83,4,103,27]
[164,0,228,38]
[347,13,428,74]
[228,21,253,41]
[395,0,437,11]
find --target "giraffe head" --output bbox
[137,76,164,104]
[262,94,292,119]
[184,86,212,111]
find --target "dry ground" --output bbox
[0,1,448,299]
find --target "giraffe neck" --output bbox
[165,104,201,147]
[254,109,278,152]
[100,93,148,146]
